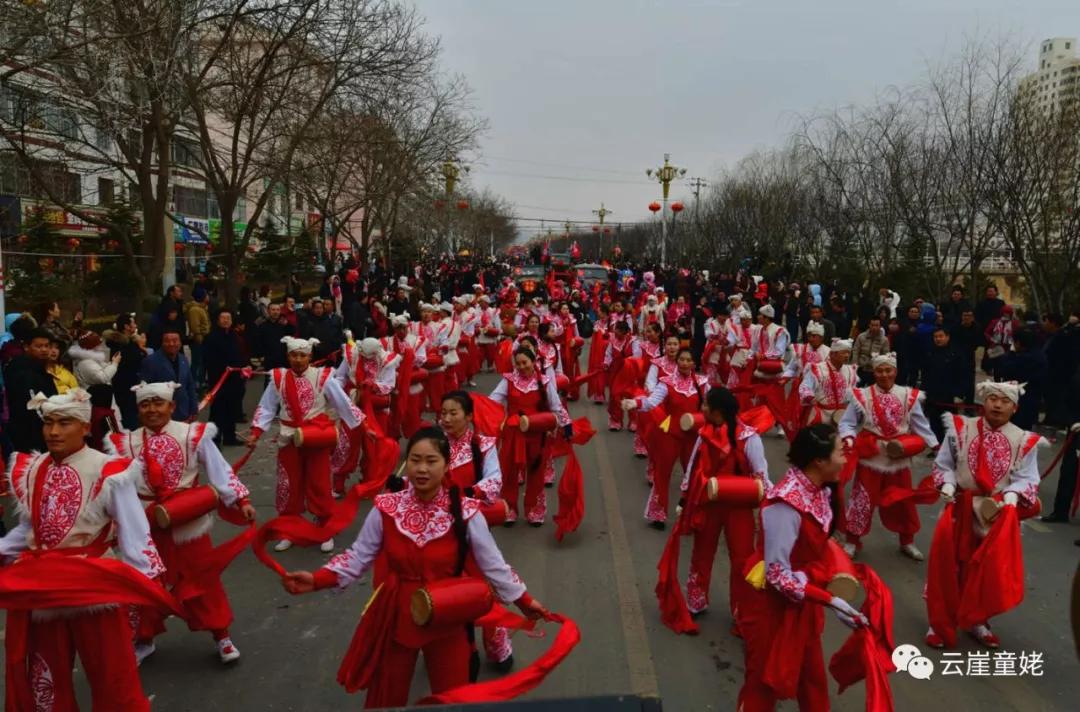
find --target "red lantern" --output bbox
[205,244,213,253]
[174,242,185,253]
[603,227,611,234]
[671,201,685,213]
[456,200,469,211]
[434,199,446,210]
[67,237,80,249]
[592,225,600,233]
[17,234,29,246]
[648,201,661,213]
[106,240,120,251]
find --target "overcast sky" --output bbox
[411,0,1080,240]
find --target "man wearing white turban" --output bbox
[750,304,790,381]
[0,389,165,709]
[798,339,858,426]
[924,380,1045,650]
[838,352,938,561]
[249,337,362,553]
[110,382,255,664]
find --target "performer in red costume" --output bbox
[281,428,549,709]
[726,307,755,409]
[382,314,428,438]
[623,348,709,528]
[604,321,640,431]
[679,387,770,622]
[336,336,402,434]
[636,332,680,472]
[798,338,857,426]
[925,381,1044,649]
[838,353,938,560]
[737,424,871,711]
[110,381,256,665]
[489,347,571,525]
[475,295,501,372]
[1,389,166,711]
[439,391,514,670]
[702,308,730,388]
[249,336,362,553]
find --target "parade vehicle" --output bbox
[575,263,609,290]
[513,264,548,297]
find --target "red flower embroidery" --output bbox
[146,433,185,490]
[36,464,83,548]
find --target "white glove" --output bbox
[674,505,683,519]
[940,483,956,501]
[1070,422,1080,433]
[1003,492,1018,507]
[621,398,638,412]
[842,436,855,451]
[830,596,868,629]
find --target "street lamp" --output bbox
[645,153,686,267]
[593,202,612,261]
[439,159,469,255]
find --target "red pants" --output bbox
[277,442,333,520]
[426,371,447,414]
[21,608,151,712]
[645,436,695,523]
[738,591,829,711]
[402,390,424,439]
[500,434,548,523]
[364,631,471,709]
[138,533,233,640]
[844,465,918,546]
[686,504,756,618]
[480,342,497,370]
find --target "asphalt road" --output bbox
[12,369,1080,711]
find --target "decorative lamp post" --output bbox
[645,154,687,266]
[440,159,469,255]
[593,202,612,261]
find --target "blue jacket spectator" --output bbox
[137,330,197,421]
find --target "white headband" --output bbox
[806,322,825,337]
[132,381,180,403]
[390,314,410,328]
[872,352,898,368]
[758,304,775,319]
[438,302,454,313]
[281,336,319,354]
[359,338,382,358]
[830,339,853,352]
[28,388,92,422]
[976,380,1025,404]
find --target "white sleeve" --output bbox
[837,401,861,440]
[488,378,509,406]
[631,339,642,358]
[0,518,31,564]
[772,328,790,357]
[1003,442,1043,507]
[324,376,361,429]
[930,434,958,490]
[473,447,503,504]
[414,340,428,364]
[333,358,352,387]
[639,381,668,412]
[445,324,461,350]
[373,361,399,395]
[467,515,527,603]
[644,364,660,392]
[908,395,939,448]
[603,340,614,367]
[198,435,249,506]
[544,368,570,426]
[762,502,811,603]
[103,361,119,382]
[324,509,383,588]
[798,369,817,401]
[106,470,166,578]
[745,434,771,488]
[251,379,280,432]
[681,437,702,492]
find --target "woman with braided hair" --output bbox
[624,348,709,529]
[282,428,548,708]
[488,347,571,526]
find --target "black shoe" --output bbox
[528,521,543,528]
[1041,514,1068,523]
[544,482,554,489]
[635,453,647,459]
[503,520,516,528]
[649,520,666,531]
[493,655,514,674]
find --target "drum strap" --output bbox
[972,419,996,495]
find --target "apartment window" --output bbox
[0,152,81,203]
[207,190,219,219]
[295,192,303,210]
[171,138,202,170]
[1067,42,1072,49]
[172,185,207,217]
[98,177,114,206]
